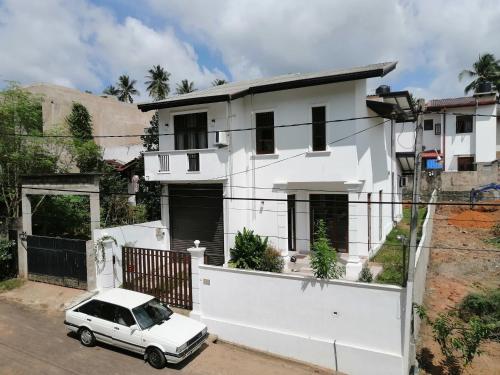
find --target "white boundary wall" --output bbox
[413,190,437,339]
[195,265,404,375]
[92,221,167,290]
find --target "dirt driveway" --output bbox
[0,282,333,375]
[417,204,500,374]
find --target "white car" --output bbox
[64,288,208,369]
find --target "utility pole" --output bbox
[402,98,424,374]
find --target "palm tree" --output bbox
[212,78,228,86]
[175,79,196,94]
[102,85,119,96]
[145,65,171,101]
[458,53,500,94]
[117,75,139,103]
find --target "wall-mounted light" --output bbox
[19,231,27,241]
[164,123,169,127]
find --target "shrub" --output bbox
[258,246,284,273]
[0,238,16,281]
[491,222,500,237]
[309,220,344,279]
[230,228,268,270]
[458,289,500,341]
[358,264,373,283]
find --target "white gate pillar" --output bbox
[187,242,205,321]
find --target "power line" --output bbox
[0,114,382,139]
[209,118,391,180]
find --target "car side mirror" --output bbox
[130,324,139,333]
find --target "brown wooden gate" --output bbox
[122,247,192,310]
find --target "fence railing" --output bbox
[122,247,192,310]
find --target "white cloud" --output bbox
[149,0,500,99]
[0,0,223,99]
[1,0,499,100]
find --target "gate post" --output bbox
[18,191,32,278]
[187,243,205,321]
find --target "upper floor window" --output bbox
[424,119,434,131]
[435,123,441,135]
[312,106,326,151]
[456,115,473,134]
[256,111,275,154]
[174,112,208,150]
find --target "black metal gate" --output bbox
[27,235,87,289]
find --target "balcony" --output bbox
[144,148,229,182]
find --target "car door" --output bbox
[88,301,115,344]
[75,300,112,344]
[111,305,144,354]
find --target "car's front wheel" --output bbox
[79,327,96,347]
[147,347,166,369]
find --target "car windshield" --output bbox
[132,298,173,329]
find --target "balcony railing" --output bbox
[144,148,228,182]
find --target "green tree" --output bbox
[102,85,119,96]
[66,102,93,140]
[212,78,228,86]
[65,103,102,172]
[138,110,162,221]
[458,53,500,94]
[0,83,61,231]
[175,79,196,94]
[309,220,344,279]
[145,65,171,100]
[117,75,140,103]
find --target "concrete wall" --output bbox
[149,79,400,259]
[26,83,153,164]
[92,221,167,290]
[195,264,404,374]
[413,190,436,340]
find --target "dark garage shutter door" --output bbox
[169,184,224,266]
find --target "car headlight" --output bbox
[176,343,187,353]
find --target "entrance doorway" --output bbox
[309,194,349,253]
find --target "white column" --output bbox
[188,244,206,321]
[89,192,100,232]
[345,189,364,281]
[18,192,32,278]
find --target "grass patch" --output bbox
[372,206,427,285]
[483,237,500,248]
[0,278,25,293]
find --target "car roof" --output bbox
[93,288,153,309]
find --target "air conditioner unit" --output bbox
[214,131,228,147]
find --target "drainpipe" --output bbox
[442,109,446,171]
[224,99,233,265]
[390,115,395,223]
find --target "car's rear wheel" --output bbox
[147,347,166,369]
[79,327,96,347]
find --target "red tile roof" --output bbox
[426,96,496,110]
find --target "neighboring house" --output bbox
[25,83,153,167]
[395,90,498,174]
[138,62,411,265]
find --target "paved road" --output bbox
[0,300,330,375]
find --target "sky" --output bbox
[0,0,499,102]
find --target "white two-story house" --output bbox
[138,62,410,266]
[396,90,498,174]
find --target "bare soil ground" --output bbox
[417,203,500,374]
[0,281,335,375]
